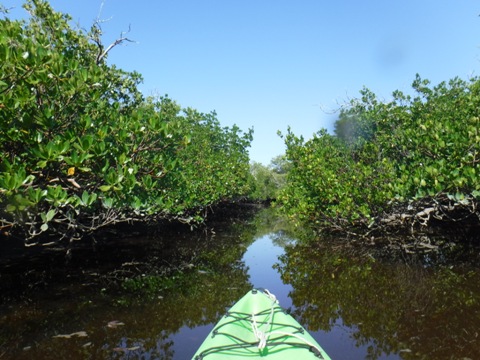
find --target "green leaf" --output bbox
[45,209,56,222]
[81,191,89,205]
[102,198,113,208]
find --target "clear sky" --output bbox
[5,1,480,164]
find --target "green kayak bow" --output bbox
[192,288,332,359]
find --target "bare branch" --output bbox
[96,0,106,22]
[95,24,136,64]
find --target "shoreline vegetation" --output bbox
[1,1,480,262]
[275,77,480,251]
[0,1,254,247]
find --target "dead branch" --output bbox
[96,28,135,64]
[90,19,136,65]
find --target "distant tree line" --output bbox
[249,155,290,201]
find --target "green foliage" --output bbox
[163,108,253,214]
[277,128,394,227]
[249,157,287,201]
[0,1,252,243]
[333,88,379,146]
[384,76,480,200]
[278,74,480,233]
[338,75,480,202]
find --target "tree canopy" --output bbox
[0,1,253,245]
[277,74,480,241]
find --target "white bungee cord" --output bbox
[250,289,323,355]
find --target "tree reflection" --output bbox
[0,206,258,360]
[1,251,252,359]
[275,240,480,360]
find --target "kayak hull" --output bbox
[192,289,331,359]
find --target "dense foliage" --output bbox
[278,75,480,237]
[0,1,253,245]
[249,155,289,201]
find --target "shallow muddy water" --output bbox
[1,207,479,359]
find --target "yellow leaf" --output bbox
[67,167,75,176]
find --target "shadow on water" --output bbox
[1,205,480,359]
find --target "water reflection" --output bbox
[275,240,480,360]
[1,256,251,359]
[0,206,260,359]
[242,234,292,304]
[1,207,479,360]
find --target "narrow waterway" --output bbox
[1,207,479,359]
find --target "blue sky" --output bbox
[5,1,480,164]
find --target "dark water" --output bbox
[1,207,480,359]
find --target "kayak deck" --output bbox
[192,289,331,359]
